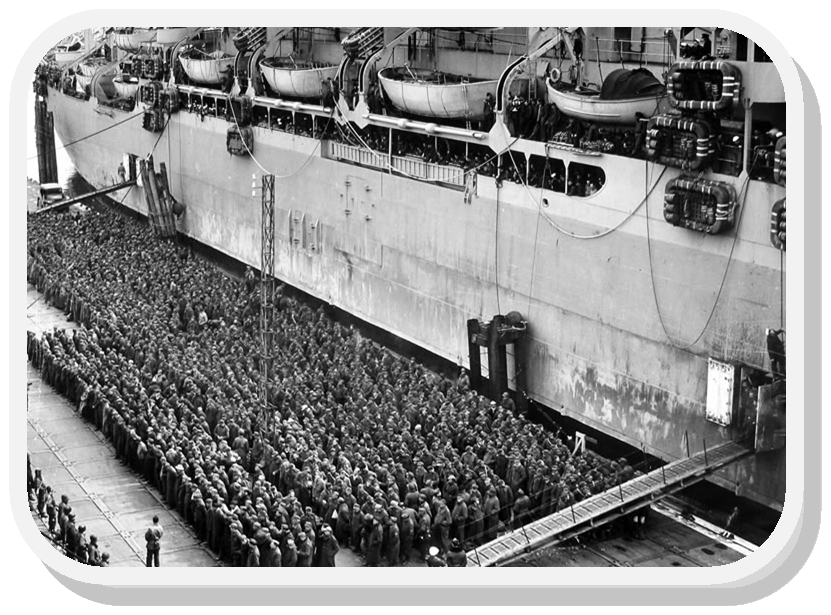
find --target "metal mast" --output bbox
[258,173,276,434]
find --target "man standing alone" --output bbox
[145,515,164,567]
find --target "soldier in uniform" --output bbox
[446,538,467,567]
[295,532,312,567]
[365,518,383,567]
[426,545,446,567]
[318,524,340,567]
[386,517,400,567]
[145,514,164,567]
[246,537,260,567]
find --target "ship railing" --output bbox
[587,36,670,65]
[330,141,390,171]
[329,141,467,187]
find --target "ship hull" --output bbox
[47,88,786,510]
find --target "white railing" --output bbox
[330,143,467,187]
[330,141,389,171]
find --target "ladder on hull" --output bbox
[467,441,753,567]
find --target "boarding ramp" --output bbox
[467,440,753,567]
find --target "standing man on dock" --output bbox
[145,515,164,567]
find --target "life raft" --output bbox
[143,57,162,80]
[773,136,786,186]
[140,81,164,108]
[128,58,143,78]
[142,108,165,132]
[227,125,254,156]
[646,114,715,171]
[666,60,741,113]
[163,87,180,113]
[770,198,785,250]
[664,176,737,234]
[226,95,253,127]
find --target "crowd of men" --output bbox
[27,206,636,567]
[27,454,110,566]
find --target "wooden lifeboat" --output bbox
[179,49,236,85]
[377,67,497,121]
[112,28,157,52]
[259,58,339,99]
[52,33,85,65]
[545,68,665,125]
[74,73,92,94]
[113,76,140,99]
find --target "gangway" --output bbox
[33,179,137,215]
[467,440,753,567]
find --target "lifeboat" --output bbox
[53,37,84,65]
[545,68,665,125]
[179,48,236,84]
[113,75,139,98]
[666,60,741,112]
[770,198,786,250]
[155,27,198,45]
[663,177,737,235]
[77,58,108,78]
[259,58,339,99]
[378,67,497,121]
[112,28,157,51]
[646,114,715,171]
[74,74,92,95]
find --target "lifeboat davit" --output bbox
[259,58,339,99]
[545,68,665,125]
[179,49,236,85]
[113,75,140,98]
[112,28,157,51]
[377,67,497,121]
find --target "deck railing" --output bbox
[330,142,467,187]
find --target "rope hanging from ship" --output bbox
[227,99,331,180]
[507,151,667,240]
[116,112,173,210]
[644,153,755,352]
[27,110,144,162]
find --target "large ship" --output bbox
[33,26,787,513]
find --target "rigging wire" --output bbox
[228,100,330,179]
[27,109,144,161]
[645,154,756,352]
[507,149,667,239]
[115,112,172,209]
[494,181,501,315]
